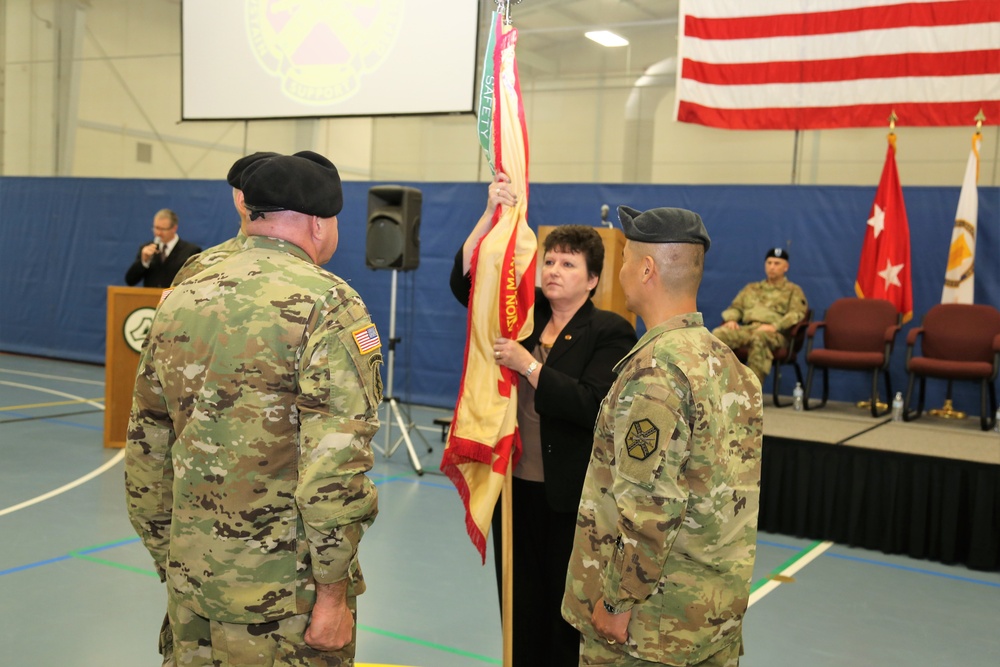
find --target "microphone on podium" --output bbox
[600,204,612,228]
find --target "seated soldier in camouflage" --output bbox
[711,247,808,383]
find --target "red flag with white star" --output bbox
[855,134,913,323]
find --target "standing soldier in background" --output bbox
[711,247,808,383]
[126,152,381,666]
[169,151,278,286]
[562,206,763,667]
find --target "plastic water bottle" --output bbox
[891,392,904,422]
[792,382,804,412]
[994,407,1000,433]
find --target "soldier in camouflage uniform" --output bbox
[126,152,382,667]
[170,151,279,287]
[561,206,763,667]
[711,247,808,383]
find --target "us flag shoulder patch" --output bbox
[352,324,381,354]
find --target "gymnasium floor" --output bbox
[1,353,998,667]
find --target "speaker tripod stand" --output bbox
[374,269,432,475]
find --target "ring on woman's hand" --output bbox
[495,351,500,359]
[607,638,615,645]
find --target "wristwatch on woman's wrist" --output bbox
[524,361,539,377]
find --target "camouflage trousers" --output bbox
[578,634,741,667]
[711,324,786,384]
[161,590,357,667]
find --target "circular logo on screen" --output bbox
[246,0,404,106]
[123,307,156,354]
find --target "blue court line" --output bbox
[74,537,142,556]
[379,476,456,491]
[822,551,1000,588]
[2,534,500,663]
[758,539,1000,588]
[759,539,807,551]
[0,477,432,577]
[0,554,72,576]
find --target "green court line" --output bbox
[356,624,501,664]
[749,539,825,593]
[68,538,500,664]
[71,553,160,578]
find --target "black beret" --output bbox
[291,150,335,168]
[617,205,711,251]
[766,247,790,261]
[241,152,343,220]
[226,151,280,188]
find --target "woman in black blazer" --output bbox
[451,174,637,666]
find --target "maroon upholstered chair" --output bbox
[803,298,901,417]
[734,309,812,407]
[903,303,1000,431]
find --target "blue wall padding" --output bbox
[1,177,997,414]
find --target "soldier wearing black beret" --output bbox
[712,243,808,383]
[127,148,380,665]
[563,205,763,667]
[241,151,343,222]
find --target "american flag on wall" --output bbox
[675,0,1000,130]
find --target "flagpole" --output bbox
[930,110,985,421]
[856,110,899,414]
[496,5,520,666]
[502,460,514,667]
[790,129,801,184]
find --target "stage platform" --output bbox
[760,399,1000,572]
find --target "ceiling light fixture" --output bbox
[585,30,629,47]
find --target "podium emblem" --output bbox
[123,307,156,353]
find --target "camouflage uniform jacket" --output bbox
[170,230,248,286]
[126,235,382,624]
[721,278,807,332]
[562,312,763,665]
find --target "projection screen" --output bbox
[182,0,481,120]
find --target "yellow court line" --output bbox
[0,397,106,412]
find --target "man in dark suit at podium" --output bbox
[124,208,201,287]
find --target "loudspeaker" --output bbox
[366,185,422,271]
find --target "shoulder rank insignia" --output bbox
[625,419,659,460]
[352,324,382,354]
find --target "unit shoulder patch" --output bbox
[625,418,659,461]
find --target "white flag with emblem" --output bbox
[941,134,980,304]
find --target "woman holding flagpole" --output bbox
[450,174,637,666]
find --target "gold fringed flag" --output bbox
[441,10,535,561]
[941,132,981,304]
[855,133,913,324]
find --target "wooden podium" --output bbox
[536,225,634,326]
[104,286,164,448]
